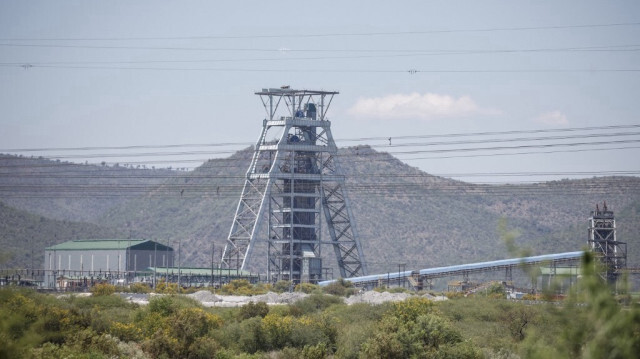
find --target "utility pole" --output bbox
[30,236,34,279]
[398,263,406,288]
[127,233,131,285]
[177,238,182,289]
[165,241,169,285]
[153,241,157,289]
[210,240,216,292]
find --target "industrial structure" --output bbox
[320,201,632,292]
[43,239,173,288]
[318,251,584,290]
[221,87,367,284]
[588,202,627,284]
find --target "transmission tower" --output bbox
[221,87,367,283]
[587,201,626,285]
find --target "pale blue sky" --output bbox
[1,1,639,182]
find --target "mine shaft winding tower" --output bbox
[588,202,627,285]
[221,88,367,283]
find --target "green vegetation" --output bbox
[1,254,638,358]
[321,278,357,297]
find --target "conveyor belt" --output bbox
[318,251,584,286]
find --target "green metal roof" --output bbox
[45,239,171,251]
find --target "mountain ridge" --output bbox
[1,149,639,276]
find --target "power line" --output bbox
[339,123,640,142]
[2,123,639,153]
[1,43,638,60]
[2,180,638,199]
[2,63,638,73]
[1,142,638,171]
[2,21,639,41]
[18,136,638,160]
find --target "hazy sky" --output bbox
[1,1,639,183]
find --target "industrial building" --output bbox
[44,239,174,288]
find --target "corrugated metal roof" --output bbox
[45,239,161,251]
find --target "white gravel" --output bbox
[119,290,445,307]
[180,291,311,307]
[344,291,412,305]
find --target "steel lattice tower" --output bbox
[588,202,626,284]
[221,87,367,283]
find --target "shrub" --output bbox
[187,336,221,359]
[173,307,223,342]
[219,279,269,295]
[321,278,355,297]
[141,328,180,358]
[148,296,178,317]
[239,301,269,320]
[362,308,480,358]
[445,291,464,299]
[218,316,265,353]
[301,342,329,359]
[273,280,292,293]
[155,280,180,294]
[66,328,121,357]
[292,294,343,315]
[295,283,319,294]
[391,296,433,322]
[261,313,294,350]
[110,321,142,342]
[90,283,116,296]
[500,304,537,341]
[146,294,201,317]
[128,282,151,293]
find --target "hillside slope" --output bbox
[98,146,640,275]
[0,201,124,269]
[2,148,638,274]
[0,154,176,222]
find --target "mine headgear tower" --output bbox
[221,87,367,283]
[588,201,627,285]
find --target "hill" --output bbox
[1,148,639,277]
[0,201,124,268]
[0,154,177,222]
[99,146,640,275]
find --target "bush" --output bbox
[128,282,151,293]
[292,294,343,315]
[321,278,355,297]
[239,301,269,320]
[295,283,319,294]
[110,321,142,342]
[361,308,480,358]
[90,283,116,296]
[391,297,434,322]
[155,280,180,294]
[187,336,221,359]
[147,296,179,317]
[445,291,464,299]
[219,279,269,295]
[217,316,265,353]
[172,307,223,344]
[261,313,294,350]
[273,280,292,293]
